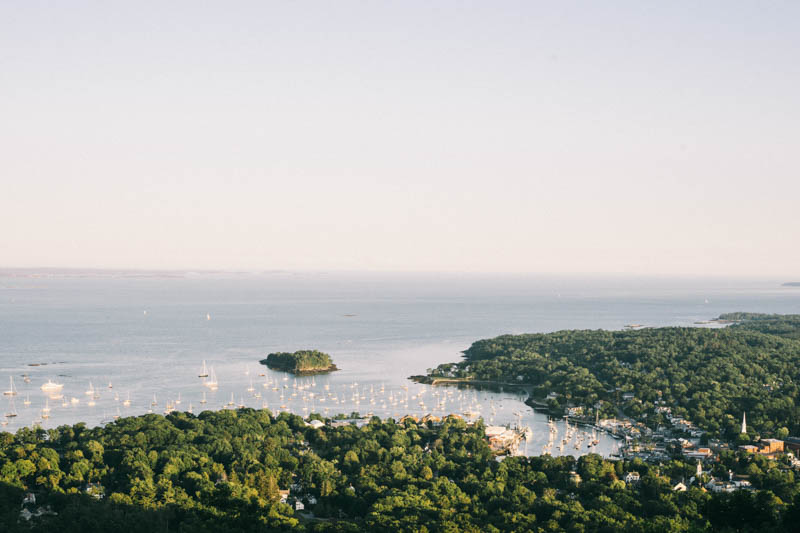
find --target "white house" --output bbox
[624,472,641,484]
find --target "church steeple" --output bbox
[741,412,747,434]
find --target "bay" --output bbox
[1,272,798,458]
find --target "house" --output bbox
[624,472,641,484]
[706,479,736,493]
[672,482,687,492]
[278,490,290,504]
[566,407,584,417]
[622,392,635,401]
[421,414,442,425]
[569,471,582,485]
[307,419,325,429]
[22,493,36,505]
[546,392,559,401]
[83,483,105,499]
[294,500,304,511]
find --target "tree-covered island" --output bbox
[261,350,338,375]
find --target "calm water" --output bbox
[1,273,799,457]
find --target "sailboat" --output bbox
[4,376,18,396]
[200,391,207,404]
[41,399,51,419]
[198,360,209,378]
[123,392,131,407]
[5,397,18,418]
[85,381,95,396]
[23,394,31,407]
[203,367,218,390]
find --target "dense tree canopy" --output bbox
[429,314,800,438]
[3,409,800,532]
[723,313,800,340]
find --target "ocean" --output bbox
[1,272,798,457]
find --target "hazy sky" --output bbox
[2,1,798,276]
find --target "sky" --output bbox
[1,1,798,276]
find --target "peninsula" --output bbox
[260,349,338,375]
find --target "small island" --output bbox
[260,350,338,375]
[783,282,800,287]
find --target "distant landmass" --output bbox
[260,350,338,374]
[783,282,800,287]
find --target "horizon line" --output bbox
[0,266,796,282]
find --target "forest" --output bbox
[428,314,800,439]
[261,351,337,374]
[3,408,800,532]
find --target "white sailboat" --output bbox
[4,376,18,396]
[85,381,95,396]
[198,360,209,378]
[5,397,18,418]
[123,392,131,407]
[200,391,207,404]
[204,367,218,390]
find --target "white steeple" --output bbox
[741,412,747,434]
